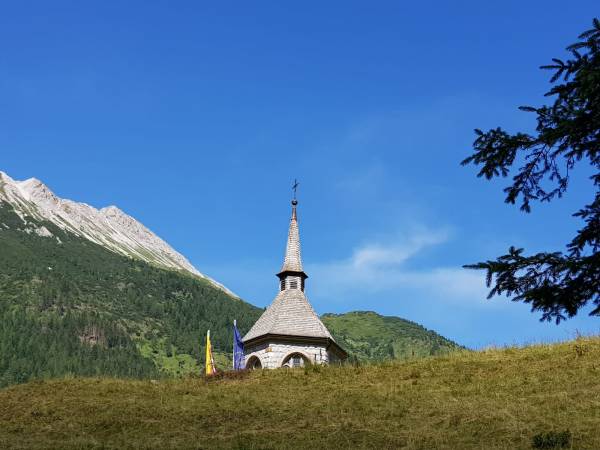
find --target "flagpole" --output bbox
[205,329,210,376]
[206,329,215,376]
[233,320,236,370]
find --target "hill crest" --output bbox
[0,170,234,297]
[1,336,597,449]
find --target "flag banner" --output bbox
[233,320,245,370]
[205,330,216,376]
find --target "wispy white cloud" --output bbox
[350,228,449,269]
[307,225,493,307]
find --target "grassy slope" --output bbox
[322,311,462,361]
[1,337,599,450]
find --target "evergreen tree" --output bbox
[0,201,261,387]
[461,19,600,322]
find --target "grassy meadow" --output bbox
[1,336,599,449]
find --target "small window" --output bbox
[281,353,309,368]
[290,279,298,289]
[280,279,285,291]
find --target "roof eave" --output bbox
[243,333,347,359]
[276,270,308,280]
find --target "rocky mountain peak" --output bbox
[0,169,237,298]
[100,206,138,227]
[17,177,59,205]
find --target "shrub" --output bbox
[531,430,571,449]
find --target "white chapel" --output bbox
[243,198,347,369]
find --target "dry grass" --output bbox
[1,337,599,449]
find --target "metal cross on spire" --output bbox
[292,179,299,200]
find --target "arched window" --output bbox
[281,352,311,368]
[247,356,262,370]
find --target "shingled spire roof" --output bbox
[279,200,303,273]
[242,288,333,341]
[243,199,334,343]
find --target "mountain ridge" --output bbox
[0,170,464,388]
[0,170,235,297]
[0,199,261,386]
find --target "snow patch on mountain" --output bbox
[23,225,54,238]
[0,170,237,298]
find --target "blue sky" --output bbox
[1,2,598,348]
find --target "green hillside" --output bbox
[322,311,462,361]
[0,202,262,387]
[0,200,467,388]
[1,337,598,449]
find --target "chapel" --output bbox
[243,197,347,369]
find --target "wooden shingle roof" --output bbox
[279,201,303,273]
[243,199,336,343]
[243,288,333,342]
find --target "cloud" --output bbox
[307,225,492,307]
[399,268,490,303]
[350,228,449,269]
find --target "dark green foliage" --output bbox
[322,311,462,361]
[0,202,261,387]
[532,430,572,449]
[0,305,158,386]
[0,200,465,387]
[461,19,600,322]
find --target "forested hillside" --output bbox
[322,311,462,361]
[0,200,466,388]
[0,202,262,387]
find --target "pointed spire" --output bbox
[280,199,304,273]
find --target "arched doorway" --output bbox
[281,352,311,368]
[246,355,262,370]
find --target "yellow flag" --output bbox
[205,330,216,376]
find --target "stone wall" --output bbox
[245,340,333,369]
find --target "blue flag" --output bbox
[233,320,245,370]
